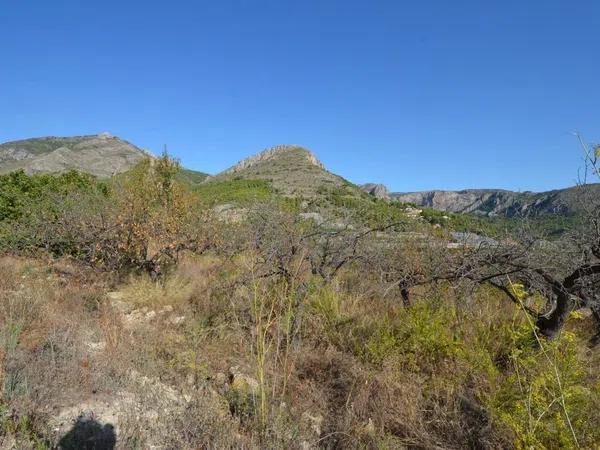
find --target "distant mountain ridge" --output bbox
[0,133,149,177]
[359,183,600,217]
[1,134,593,217]
[0,134,209,183]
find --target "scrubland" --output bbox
[1,154,600,449]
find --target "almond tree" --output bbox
[457,139,600,343]
[91,153,214,277]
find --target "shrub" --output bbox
[0,154,214,276]
[0,169,106,222]
[491,327,600,448]
[363,301,461,372]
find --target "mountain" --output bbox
[0,134,209,182]
[3,134,594,218]
[0,133,151,177]
[206,144,354,197]
[359,184,600,217]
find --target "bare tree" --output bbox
[450,137,600,343]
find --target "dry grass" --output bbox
[1,253,599,449]
[116,273,193,307]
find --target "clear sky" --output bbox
[1,0,598,192]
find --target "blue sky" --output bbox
[1,0,598,192]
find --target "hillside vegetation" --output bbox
[0,147,599,449]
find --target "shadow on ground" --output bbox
[58,413,116,450]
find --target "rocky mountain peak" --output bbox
[222,145,324,176]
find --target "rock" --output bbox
[86,341,106,352]
[49,372,210,449]
[299,212,325,225]
[159,305,174,313]
[228,366,259,396]
[169,315,186,325]
[56,411,116,450]
[330,222,353,230]
[364,418,375,435]
[404,206,422,218]
[213,203,236,214]
[214,372,228,386]
[49,394,133,445]
[0,435,16,450]
[107,293,135,314]
[213,204,248,223]
[186,373,196,386]
[451,232,498,248]
[360,183,390,199]
[301,411,324,437]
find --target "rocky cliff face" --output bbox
[360,184,600,217]
[359,183,390,199]
[0,133,149,177]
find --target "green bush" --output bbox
[491,328,600,449]
[0,170,110,255]
[194,179,276,206]
[0,169,107,222]
[363,302,461,371]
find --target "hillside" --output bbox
[176,167,210,185]
[206,145,355,197]
[360,183,600,217]
[0,133,148,177]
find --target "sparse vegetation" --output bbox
[0,146,599,449]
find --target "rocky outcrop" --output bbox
[220,145,325,176]
[359,183,390,199]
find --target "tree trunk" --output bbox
[535,292,572,339]
[400,285,411,308]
